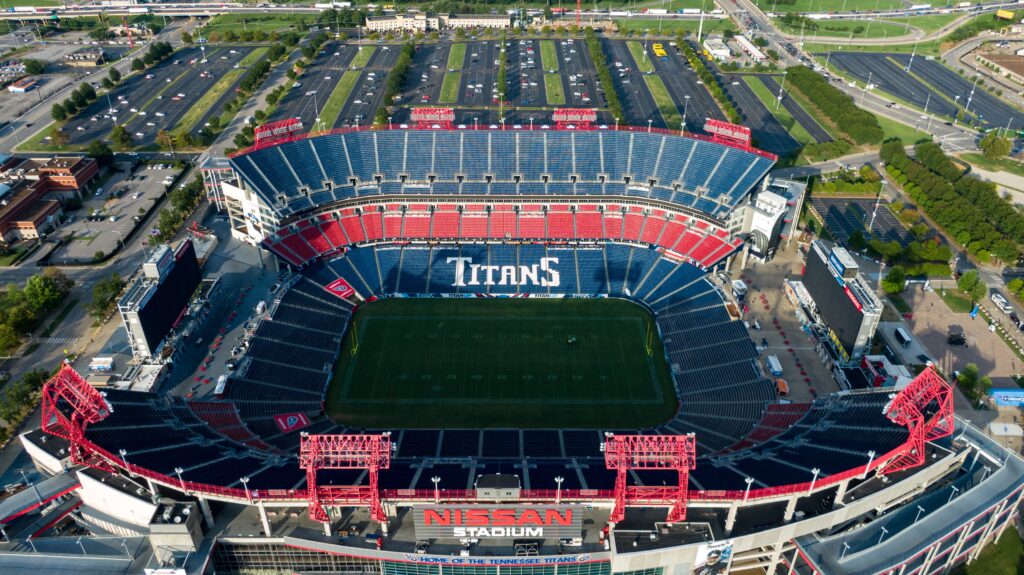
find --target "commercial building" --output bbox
[63,48,106,68]
[702,36,731,60]
[0,156,99,243]
[6,78,35,93]
[364,12,439,32]
[441,14,511,29]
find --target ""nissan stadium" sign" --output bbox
[412,506,583,539]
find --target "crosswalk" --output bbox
[42,337,78,346]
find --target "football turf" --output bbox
[327,298,677,429]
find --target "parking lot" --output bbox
[722,75,801,157]
[758,75,832,143]
[829,52,1023,130]
[268,41,359,127]
[58,45,257,147]
[330,45,398,128]
[809,197,912,246]
[48,162,182,263]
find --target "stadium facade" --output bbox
[17,126,1024,575]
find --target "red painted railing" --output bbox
[73,433,908,506]
[229,124,777,162]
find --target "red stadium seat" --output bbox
[362,211,384,241]
[340,213,366,244]
[433,209,460,239]
[403,212,432,239]
[490,209,517,238]
[320,220,347,247]
[299,224,332,254]
[623,209,644,242]
[575,210,603,239]
[461,214,488,238]
[547,211,574,239]
[640,210,668,245]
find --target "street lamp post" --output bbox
[860,71,872,106]
[614,117,619,131]
[77,537,87,556]
[877,526,889,546]
[840,542,851,559]
[431,476,441,504]
[647,118,652,133]
[743,477,754,502]
[914,505,926,523]
[555,476,564,504]
[947,484,959,504]
[174,467,186,494]
[240,476,251,503]
[808,467,821,494]
[682,95,690,134]
[119,449,131,476]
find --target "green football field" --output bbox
[327,298,677,429]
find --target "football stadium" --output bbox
[23,115,1024,575]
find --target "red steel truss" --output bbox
[411,108,454,130]
[299,433,392,523]
[41,364,112,465]
[882,367,954,474]
[553,108,596,130]
[604,433,696,523]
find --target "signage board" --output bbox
[703,119,751,145]
[412,505,583,539]
[992,389,1024,407]
[325,278,356,299]
[274,412,311,433]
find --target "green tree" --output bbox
[181,30,193,44]
[88,273,124,320]
[980,131,1011,160]
[957,269,988,302]
[101,77,114,90]
[882,265,906,294]
[22,59,45,75]
[51,102,67,122]
[1008,278,1024,296]
[108,67,122,84]
[87,140,114,167]
[62,98,77,115]
[0,324,18,352]
[80,82,96,101]
[111,124,133,148]
[70,87,87,109]
[131,58,145,72]
[848,230,867,251]
[48,126,68,147]
[23,273,63,312]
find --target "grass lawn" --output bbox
[951,528,1024,575]
[237,46,268,67]
[350,45,375,69]
[318,70,361,129]
[763,0,903,12]
[540,40,559,72]
[174,68,246,134]
[639,0,706,10]
[327,298,676,429]
[5,0,59,4]
[744,77,816,146]
[544,73,565,105]
[779,19,913,39]
[643,75,681,128]
[616,18,736,35]
[887,294,912,314]
[875,114,931,144]
[17,121,85,152]
[958,152,1024,178]
[901,13,963,34]
[0,246,26,266]
[804,40,942,57]
[447,42,466,70]
[627,41,655,74]
[204,13,310,34]
[439,71,461,104]
[939,288,975,314]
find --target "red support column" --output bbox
[40,364,112,465]
[299,433,392,524]
[882,367,954,474]
[604,433,696,523]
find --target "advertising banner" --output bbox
[692,540,733,575]
[273,412,311,433]
[412,505,583,539]
[325,278,356,299]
